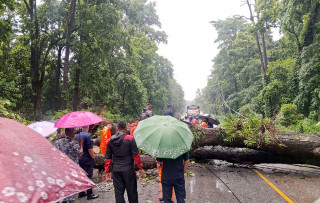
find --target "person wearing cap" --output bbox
[164,104,174,117]
[140,103,154,120]
[104,120,144,203]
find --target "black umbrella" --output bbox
[198,113,220,125]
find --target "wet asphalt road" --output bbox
[76,163,320,203]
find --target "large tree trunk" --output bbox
[94,154,157,171]
[195,128,320,165]
[27,0,42,120]
[190,146,319,165]
[61,0,77,110]
[93,127,320,169]
[246,0,268,85]
[54,45,63,111]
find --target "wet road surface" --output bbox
[76,163,320,203]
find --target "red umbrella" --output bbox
[0,117,95,202]
[54,111,103,128]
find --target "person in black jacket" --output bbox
[164,104,174,117]
[104,120,144,203]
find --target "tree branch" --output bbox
[23,0,32,15]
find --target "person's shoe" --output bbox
[87,194,99,200]
[78,192,86,198]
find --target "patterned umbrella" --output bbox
[54,111,103,128]
[133,115,194,159]
[28,121,57,137]
[0,117,95,203]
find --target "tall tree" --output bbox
[61,0,77,110]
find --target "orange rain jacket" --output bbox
[200,122,207,127]
[130,123,138,137]
[100,126,111,154]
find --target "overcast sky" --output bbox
[155,0,249,101]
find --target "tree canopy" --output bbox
[0,0,185,121]
[196,0,320,121]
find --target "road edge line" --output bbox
[253,169,294,203]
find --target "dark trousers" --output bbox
[162,179,186,203]
[112,170,138,203]
[79,158,95,196]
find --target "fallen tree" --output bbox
[93,125,320,168]
[190,146,309,165]
[194,128,320,165]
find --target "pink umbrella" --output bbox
[28,121,58,137]
[0,117,95,203]
[54,111,103,128]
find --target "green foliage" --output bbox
[101,111,125,123]
[220,114,276,148]
[189,124,205,147]
[0,0,185,120]
[196,0,320,126]
[276,103,304,126]
[276,118,320,135]
[0,99,29,124]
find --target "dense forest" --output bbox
[0,0,185,121]
[195,0,320,133]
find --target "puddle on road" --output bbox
[188,178,195,194]
[314,197,320,203]
[215,180,225,192]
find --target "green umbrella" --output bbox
[133,115,194,159]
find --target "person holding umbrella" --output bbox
[133,115,194,203]
[104,120,144,203]
[77,126,99,200]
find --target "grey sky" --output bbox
[155,0,249,101]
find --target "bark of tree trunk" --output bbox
[195,128,320,165]
[28,0,42,120]
[93,127,320,169]
[61,0,77,110]
[94,154,157,170]
[73,68,80,111]
[122,87,126,114]
[54,45,63,111]
[190,146,320,165]
[261,32,269,84]
[246,0,268,85]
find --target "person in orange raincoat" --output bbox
[158,162,175,202]
[130,118,139,137]
[200,120,207,128]
[100,123,113,154]
[191,118,198,124]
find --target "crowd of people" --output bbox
[54,103,189,203]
